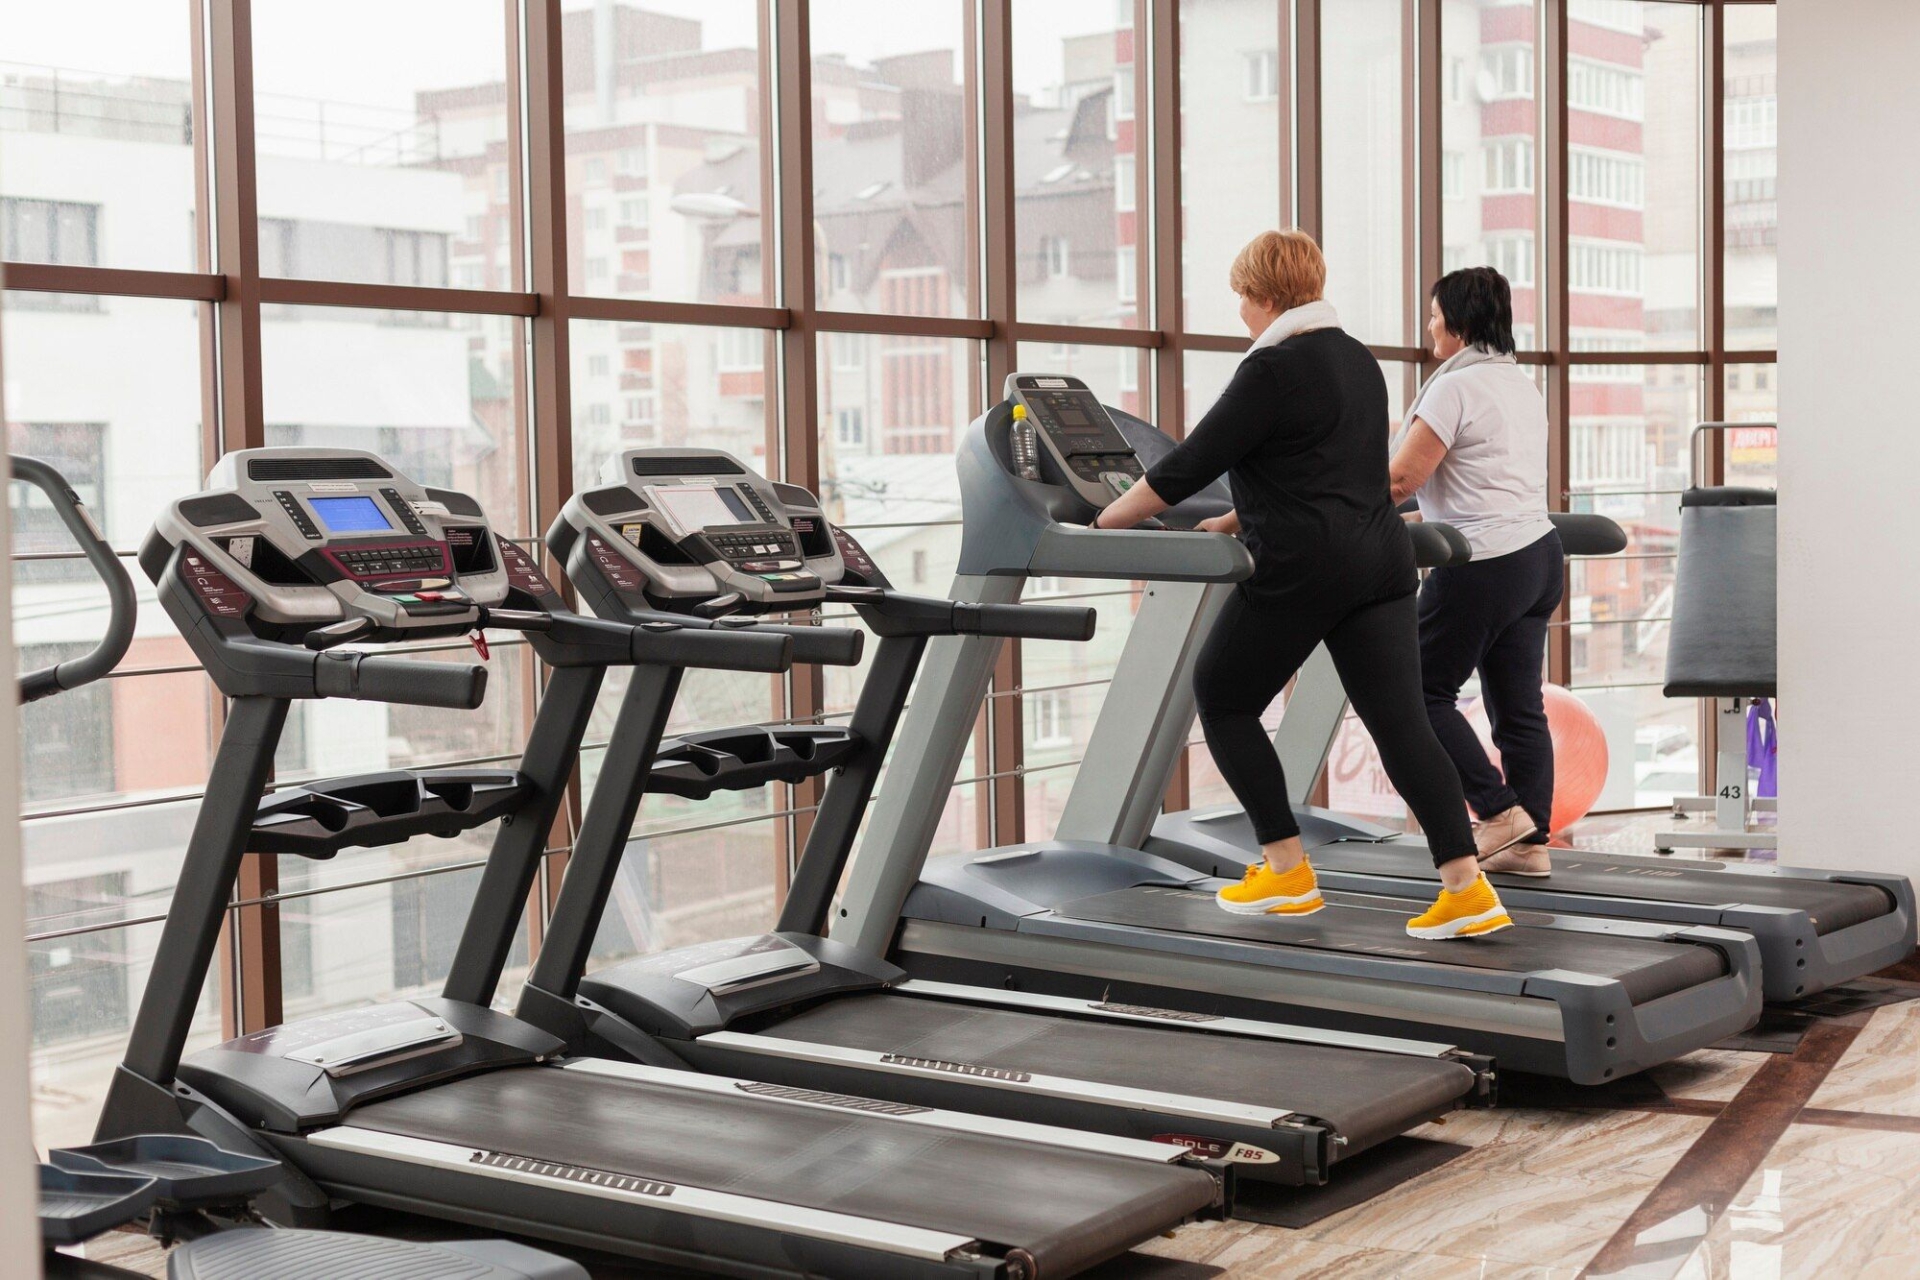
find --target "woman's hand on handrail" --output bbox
[1197,510,1241,536]
[1090,478,1171,530]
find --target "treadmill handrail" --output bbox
[1030,524,1253,583]
[13,454,138,704]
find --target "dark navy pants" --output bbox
[1418,529,1564,840]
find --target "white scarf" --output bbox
[1405,344,1516,427]
[1245,298,1343,356]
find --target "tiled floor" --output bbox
[56,811,1920,1280]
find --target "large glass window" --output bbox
[809,2,972,318]
[1013,0,1141,329]
[1180,0,1284,336]
[252,1,511,291]
[1724,7,1777,351]
[1321,0,1406,345]
[561,0,771,306]
[1568,1,1702,352]
[0,6,198,272]
[263,305,527,535]
[570,319,775,491]
[3,0,1783,1144]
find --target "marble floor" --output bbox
[61,810,1920,1280]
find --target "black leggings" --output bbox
[1419,529,1564,839]
[1193,588,1478,866]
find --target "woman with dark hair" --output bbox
[1391,266,1562,872]
[1095,231,1514,940]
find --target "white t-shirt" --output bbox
[1412,360,1556,560]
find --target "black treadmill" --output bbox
[1147,503,1915,1004]
[828,376,1765,1084]
[91,447,1224,1280]
[499,446,1496,1197]
[12,454,586,1280]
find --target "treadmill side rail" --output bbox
[696,1029,1299,1130]
[893,978,1465,1058]
[556,1057,1200,1164]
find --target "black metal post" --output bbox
[519,665,682,1005]
[113,696,288,1089]
[777,635,928,937]
[442,663,606,1006]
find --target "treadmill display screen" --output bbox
[653,483,755,531]
[308,496,393,533]
[1023,388,1131,455]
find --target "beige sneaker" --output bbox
[1479,844,1552,877]
[1472,806,1539,859]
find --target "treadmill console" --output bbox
[557,448,885,618]
[1006,373,1145,508]
[142,449,529,665]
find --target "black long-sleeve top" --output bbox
[1145,328,1416,610]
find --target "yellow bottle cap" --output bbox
[1011,403,1027,420]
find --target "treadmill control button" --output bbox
[274,490,322,540]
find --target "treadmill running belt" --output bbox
[1307,841,1894,936]
[348,1066,1218,1277]
[761,993,1475,1154]
[1057,887,1726,1005]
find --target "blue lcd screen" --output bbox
[308,495,394,533]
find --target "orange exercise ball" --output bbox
[1461,684,1609,835]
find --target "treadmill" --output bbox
[832,375,1764,1084]
[495,447,1494,1196]
[92,447,1227,1280]
[13,454,584,1280]
[1145,534,1916,1004]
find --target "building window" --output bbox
[717,328,764,372]
[1113,67,1135,121]
[1244,49,1279,102]
[624,396,651,425]
[1569,58,1644,120]
[618,198,649,229]
[1480,46,1533,100]
[831,332,867,371]
[1570,0,1643,35]
[1441,151,1465,201]
[1041,235,1070,279]
[1117,350,1139,394]
[618,144,647,176]
[835,407,865,447]
[583,157,607,184]
[29,875,128,1045]
[1447,56,1467,104]
[911,549,927,584]
[586,403,611,426]
[1483,138,1533,194]
[2,198,99,266]
[1570,240,1643,295]
[586,257,609,283]
[828,252,851,293]
[1570,148,1645,209]
[1113,154,1135,213]
[1727,95,1778,150]
[1029,689,1073,749]
[1116,245,1137,303]
[586,207,607,231]
[1486,233,1535,287]
[588,355,610,377]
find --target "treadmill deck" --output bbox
[757,992,1477,1154]
[1177,811,1895,936]
[346,1065,1218,1275]
[1056,886,1727,1005]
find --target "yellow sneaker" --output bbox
[1215,860,1324,916]
[1406,874,1514,939]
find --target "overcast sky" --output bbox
[0,0,1119,111]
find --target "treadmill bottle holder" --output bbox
[247,768,530,856]
[644,725,861,800]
